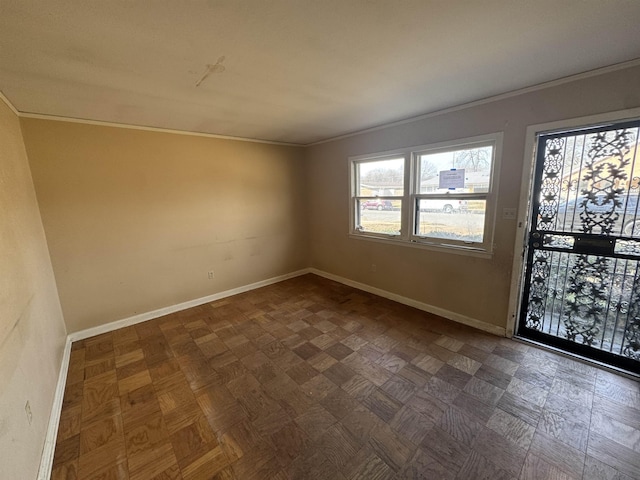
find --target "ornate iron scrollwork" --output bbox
[522,122,640,370]
[623,268,640,360]
[563,129,633,346]
[537,137,564,231]
[579,130,633,235]
[525,250,551,330]
[563,255,610,345]
[562,179,578,192]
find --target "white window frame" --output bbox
[349,133,502,257]
[350,153,410,240]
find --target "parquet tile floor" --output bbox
[51,274,640,480]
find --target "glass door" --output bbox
[518,119,640,374]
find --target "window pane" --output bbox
[357,157,404,196]
[416,199,486,242]
[418,145,493,194]
[357,199,402,235]
[417,198,468,214]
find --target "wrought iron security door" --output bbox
[518,119,640,374]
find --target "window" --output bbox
[353,156,406,236]
[350,133,501,255]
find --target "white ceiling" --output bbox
[2,1,640,145]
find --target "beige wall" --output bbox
[22,120,307,333]
[306,65,640,331]
[13,65,640,339]
[0,100,67,478]
[7,56,640,480]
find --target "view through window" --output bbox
[355,157,404,235]
[350,134,501,254]
[415,144,493,243]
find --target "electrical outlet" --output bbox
[207,271,215,279]
[371,264,377,272]
[25,401,32,425]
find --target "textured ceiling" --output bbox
[1,1,640,145]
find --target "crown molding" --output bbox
[18,112,303,147]
[0,90,20,116]
[6,57,640,147]
[309,57,640,146]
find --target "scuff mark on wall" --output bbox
[173,238,236,252]
[0,295,34,388]
[0,294,33,351]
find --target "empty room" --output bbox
[2,1,640,479]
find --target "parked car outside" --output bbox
[361,199,393,210]
[555,193,639,235]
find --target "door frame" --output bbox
[506,107,640,340]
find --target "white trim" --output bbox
[37,337,72,480]
[39,268,311,476]
[69,269,311,341]
[18,112,302,147]
[348,233,493,259]
[40,265,507,476]
[0,90,20,116]
[10,59,640,148]
[507,107,640,337]
[309,268,506,337]
[39,270,310,477]
[506,122,540,337]
[348,132,502,256]
[310,58,640,146]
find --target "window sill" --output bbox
[348,232,494,259]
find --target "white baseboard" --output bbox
[65,266,505,343]
[309,268,506,337]
[69,269,312,342]
[39,268,311,478]
[37,336,72,480]
[40,266,506,478]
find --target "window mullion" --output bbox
[399,152,411,239]
[349,133,500,254]
[409,151,419,242]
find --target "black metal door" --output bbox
[518,119,640,374]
